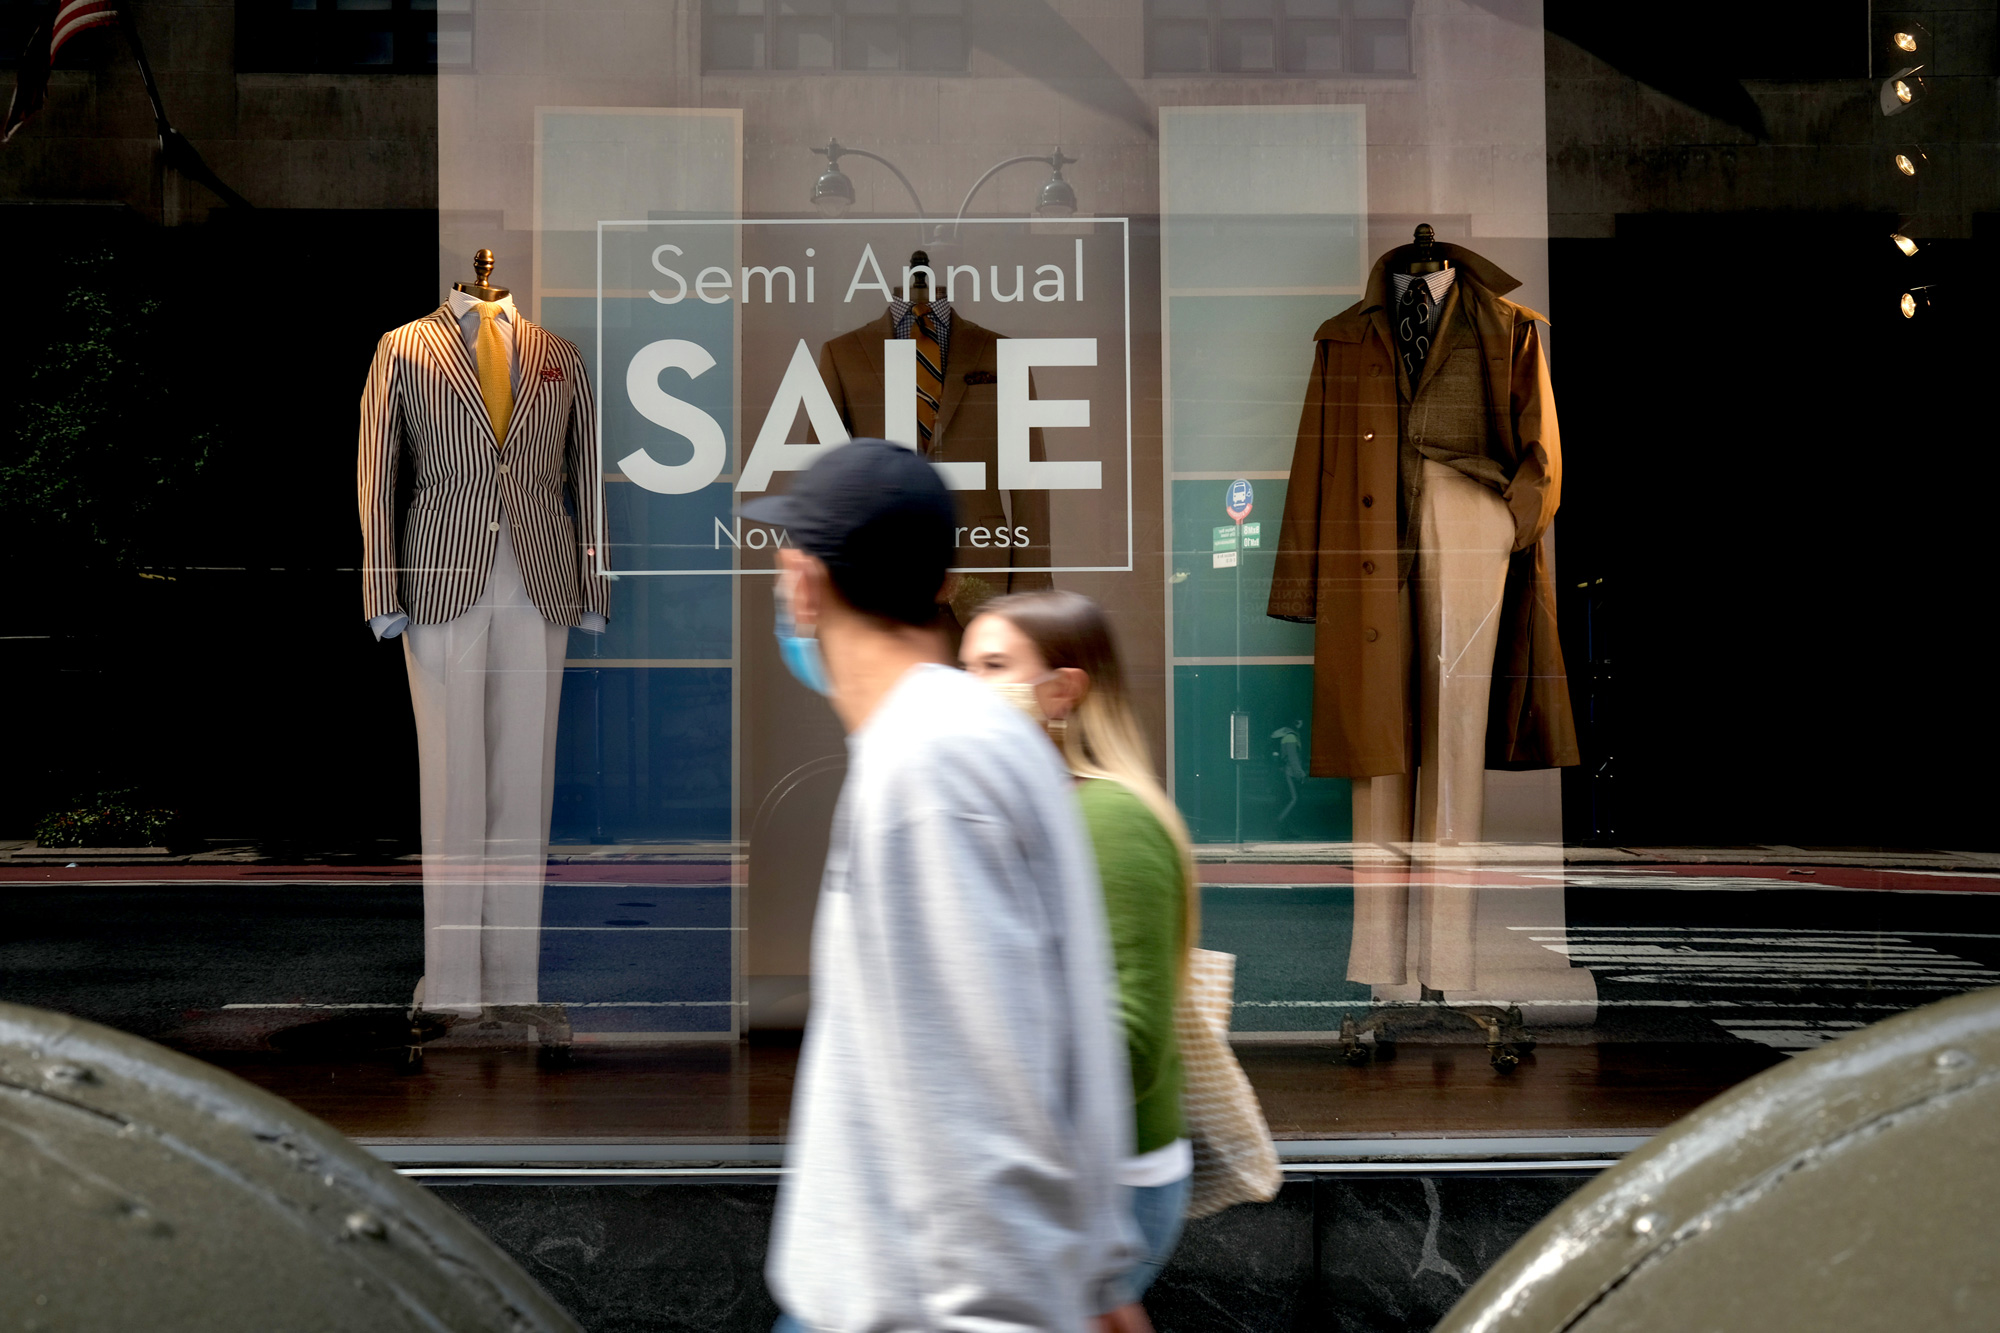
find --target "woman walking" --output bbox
[961,590,1197,1315]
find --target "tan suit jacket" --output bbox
[816,312,1053,608]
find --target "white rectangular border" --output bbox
[593,216,1134,577]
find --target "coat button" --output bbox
[498,463,510,475]
[1364,627,1380,642]
[1362,560,1375,574]
[1363,432,1374,441]
[488,521,500,533]
[1361,494,1374,508]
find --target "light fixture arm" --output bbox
[819,139,929,218]
[952,149,1078,239]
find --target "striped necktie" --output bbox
[912,303,943,454]
[473,301,513,445]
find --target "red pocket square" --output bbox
[539,366,566,382]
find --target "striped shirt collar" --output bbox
[1389,267,1456,308]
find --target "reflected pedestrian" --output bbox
[962,590,1195,1313]
[741,441,1142,1333]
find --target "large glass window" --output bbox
[2,0,1995,1171]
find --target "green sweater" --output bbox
[1076,778,1187,1154]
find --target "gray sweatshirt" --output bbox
[768,664,1141,1332]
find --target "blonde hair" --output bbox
[974,590,1199,966]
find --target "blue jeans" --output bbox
[1115,1171,1192,1305]
[773,1176,1190,1331]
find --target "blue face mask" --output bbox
[774,581,832,697]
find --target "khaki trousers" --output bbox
[1348,460,1514,989]
[403,526,567,1011]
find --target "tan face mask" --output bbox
[987,673,1056,725]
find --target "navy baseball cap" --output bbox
[738,439,956,626]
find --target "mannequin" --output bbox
[357,250,607,1031]
[1268,225,1579,999]
[1272,226,1584,1008]
[1268,224,1576,846]
[811,249,1052,632]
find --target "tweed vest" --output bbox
[1394,285,1513,577]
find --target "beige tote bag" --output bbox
[1175,947,1282,1219]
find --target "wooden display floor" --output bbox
[201,1038,1784,1147]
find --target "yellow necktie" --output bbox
[473,301,513,445]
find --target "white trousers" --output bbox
[1348,460,1515,989]
[403,527,567,1011]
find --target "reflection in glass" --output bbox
[1037,167,1078,217]
[843,15,901,68]
[1284,20,1341,72]
[1219,21,1277,71]
[351,30,393,62]
[1351,19,1410,73]
[1344,850,1597,1073]
[907,18,965,69]
[812,164,855,216]
[1891,233,1917,257]
[777,18,836,67]
[707,0,768,67]
[1150,20,1210,71]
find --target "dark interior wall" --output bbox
[1543,1,2000,847]
[0,206,437,848]
[1550,221,2000,848]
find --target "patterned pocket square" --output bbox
[539,366,566,382]
[962,370,996,385]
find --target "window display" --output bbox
[1267,228,1574,845]
[2,0,1996,1164]
[358,247,607,1029]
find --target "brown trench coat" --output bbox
[1267,242,1579,779]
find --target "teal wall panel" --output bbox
[1171,478,1315,661]
[1167,295,1334,475]
[1173,664,1350,844]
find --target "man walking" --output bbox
[743,440,1141,1332]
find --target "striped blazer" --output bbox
[358,306,609,627]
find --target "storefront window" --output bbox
[3,0,1996,1159]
